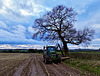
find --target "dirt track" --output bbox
[13,54,81,76]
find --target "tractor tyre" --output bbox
[44,55,49,64]
[54,61,58,64]
[43,55,45,62]
[58,54,61,63]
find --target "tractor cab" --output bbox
[43,46,56,55]
[46,46,56,56]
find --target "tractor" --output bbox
[43,46,61,64]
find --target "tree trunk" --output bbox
[60,37,69,56]
[58,31,69,56]
[63,42,69,56]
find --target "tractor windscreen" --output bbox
[47,47,55,51]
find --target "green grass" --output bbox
[64,58,100,76]
[57,52,64,54]
[70,53,100,60]
[57,51,100,54]
[70,52,100,54]
[57,52,100,60]
[57,51,100,75]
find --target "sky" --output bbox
[0,0,100,49]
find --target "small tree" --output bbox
[33,5,95,56]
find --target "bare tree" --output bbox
[33,5,95,56]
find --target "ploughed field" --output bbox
[0,53,81,76]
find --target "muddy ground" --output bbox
[12,54,81,76]
[0,53,83,76]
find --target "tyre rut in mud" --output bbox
[13,54,81,76]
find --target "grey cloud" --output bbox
[0,21,46,45]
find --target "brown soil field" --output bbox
[0,53,82,76]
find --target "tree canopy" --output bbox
[33,5,95,56]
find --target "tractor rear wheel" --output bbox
[58,55,61,63]
[44,55,49,64]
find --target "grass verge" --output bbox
[57,52,100,75]
[64,58,100,76]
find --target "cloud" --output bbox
[76,9,86,15]
[68,44,100,49]
[0,44,12,49]
[0,37,44,44]
[0,0,98,23]
[75,7,100,32]
[0,24,26,39]
[91,24,100,34]
[0,22,47,45]
[0,29,14,39]
[59,0,96,15]
[0,0,51,23]
[91,24,100,29]
[74,8,100,49]
[28,26,34,34]
[11,25,26,39]
[0,21,8,28]
[28,26,39,34]
[0,44,43,49]
[93,38,100,42]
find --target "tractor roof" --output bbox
[47,46,55,48]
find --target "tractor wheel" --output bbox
[44,55,49,64]
[43,55,45,62]
[54,61,58,64]
[58,55,61,63]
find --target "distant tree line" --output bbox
[28,49,43,53]
[69,49,100,52]
[0,49,99,53]
[0,49,43,53]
